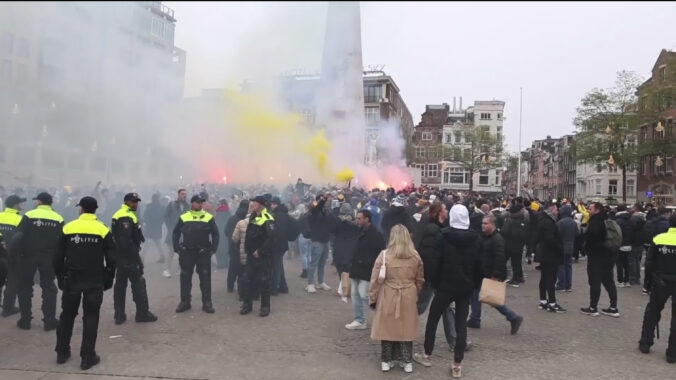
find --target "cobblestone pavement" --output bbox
[0,249,673,379]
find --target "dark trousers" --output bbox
[2,258,18,310]
[242,258,271,308]
[227,244,241,292]
[616,250,630,283]
[639,279,675,357]
[18,256,57,322]
[381,341,412,363]
[178,251,212,305]
[215,238,229,269]
[508,247,524,282]
[628,246,643,285]
[417,284,456,348]
[424,290,470,363]
[270,252,288,292]
[556,256,573,291]
[55,288,103,360]
[587,256,617,309]
[539,262,557,303]
[113,265,150,318]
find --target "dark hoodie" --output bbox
[437,227,481,296]
[381,205,414,242]
[557,204,578,256]
[271,204,290,255]
[414,220,444,287]
[501,204,529,253]
[614,210,633,247]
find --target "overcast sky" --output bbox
[166,1,676,153]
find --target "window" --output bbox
[640,126,647,144]
[444,167,470,184]
[365,106,380,124]
[495,172,501,186]
[659,66,666,83]
[480,113,491,120]
[445,133,452,144]
[427,164,438,178]
[421,132,432,141]
[655,121,665,139]
[595,179,602,195]
[454,131,462,144]
[497,113,502,120]
[415,147,425,159]
[596,164,603,173]
[151,16,164,38]
[427,147,439,159]
[415,164,425,172]
[363,85,382,103]
[479,170,489,185]
[626,180,635,196]
[608,180,618,195]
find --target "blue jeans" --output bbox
[556,256,573,290]
[298,236,311,271]
[351,279,369,324]
[308,241,329,285]
[469,285,519,323]
[417,284,456,347]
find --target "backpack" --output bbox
[287,217,300,242]
[603,219,623,252]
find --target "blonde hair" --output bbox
[386,224,417,259]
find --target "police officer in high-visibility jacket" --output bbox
[14,192,64,331]
[54,196,115,370]
[639,213,676,364]
[0,233,8,296]
[111,193,158,325]
[240,195,276,317]
[172,194,219,314]
[0,194,25,317]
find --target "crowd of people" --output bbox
[0,179,675,377]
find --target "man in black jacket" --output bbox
[614,204,633,287]
[581,202,619,317]
[381,194,414,242]
[502,200,530,287]
[269,197,289,295]
[467,215,523,334]
[536,201,566,313]
[306,195,331,293]
[345,210,385,330]
[54,196,115,370]
[162,189,189,278]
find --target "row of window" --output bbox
[414,164,500,186]
[479,112,502,120]
[589,179,635,196]
[639,120,673,144]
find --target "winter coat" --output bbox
[501,206,529,253]
[328,214,359,269]
[413,221,443,288]
[143,201,165,240]
[615,211,633,247]
[435,227,480,296]
[629,213,646,246]
[640,216,670,246]
[308,206,330,243]
[231,217,249,265]
[557,205,579,257]
[350,225,386,281]
[163,200,189,244]
[535,211,564,265]
[479,231,506,281]
[469,210,484,233]
[585,213,611,258]
[381,206,414,242]
[271,204,290,255]
[369,250,424,342]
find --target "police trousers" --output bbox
[113,263,150,318]
[2,255,19,311]
[242,258,271,308]
[178,250,212,305]
[55,287,103,360]
[639,279,676,357]
[18,256,57,322]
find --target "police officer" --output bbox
[639,212,676,363]
[112,193,158,325]
[54,196,115,370]
[240,195,276,317]
[0,233,8,295]
[14,192,64,330]
[0,194,25,317]
[172,194,219,314]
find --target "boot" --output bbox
[259,306,270,317]
[17,318,31,330]
[131,277,156,322]
[198,265,212,312]
[135,311,158,322]
[202,302,215,314]
[43,318,59,332]
[240,303,253,315]
[80,354,101,371]
[175,301,191,313]
[56,351,70,364]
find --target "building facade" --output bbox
[0,2,186,187]
[575,162,637,205]
[635,49,675,205]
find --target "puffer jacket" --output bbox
[535,211,564,265]
[413,220,443,287]
[614,211,633,247]
[436,227,480,296]
[479,230,506,281]
[231,216,249,265]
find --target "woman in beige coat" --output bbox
[369,224,424,373]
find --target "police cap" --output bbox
[33,192,53,205]
[190,195,205,203]
[76,196,98,211]
[5,194,27,208]
[124,192,142,202]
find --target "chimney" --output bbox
[459,96,463,110]
[453,97,457,112]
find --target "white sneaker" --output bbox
[318,283,332,291]
[345,320,367,330]
[381,362,391,372]
[403,362,413,373]
[162,270,171,278]
[306,284,317,293]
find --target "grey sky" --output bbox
[166,1,676,153]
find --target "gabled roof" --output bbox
[652,49,676,73]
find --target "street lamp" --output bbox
[655,156,664,167]
[655,121,664,133]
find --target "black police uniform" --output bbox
[639,224,676,362]
[15,199,64,330]
[0,233,7,292]
[0,197,25,316]
[172,198,219,313]
[111,195,156,324]
[241,206,276,316]
[54,198,115,369]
